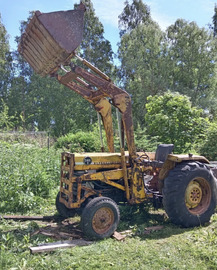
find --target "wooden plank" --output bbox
[0,215,64,221]
[112,231,126,241]
[31,227,82,240]
[29,239,93,254]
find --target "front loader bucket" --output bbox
[18,3,85,76]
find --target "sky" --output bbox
[0,0,216,55]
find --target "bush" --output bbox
[55,125,161,154]
[0,142,60,213]
[55,130,103,152]
[145,92,210,153]
[197,123,217,161]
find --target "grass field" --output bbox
[1,205,217,270]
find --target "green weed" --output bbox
[0,141,60,213]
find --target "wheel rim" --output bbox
[92,207,114,234]
[185,178,211,215]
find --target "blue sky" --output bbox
[0,0,216,54]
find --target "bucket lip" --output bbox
[34,2,86,18]
[35,10,41,16]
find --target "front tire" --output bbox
[81,197,120,240]
[163,162,217,227]
[55,192,76,218]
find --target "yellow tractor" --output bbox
[19,3,217,239]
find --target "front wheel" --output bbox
[163,162,217,227]
[81,197,120,240]
[55,192,76,218]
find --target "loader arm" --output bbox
[56,58,136,158]
[18,4,137,159]
[57,67,114,152]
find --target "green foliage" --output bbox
[55,129,102,152]
[55,124,161,154]
[0,13,12,101]
[0,131,51,149]
[165,19,217,110]
[197,122,217,160]
[134,125,160,152]
[76,0,114,75]
[27,73,94,137]
[118,6,217,124]
[55,124,160,154]
[145,91,210,153]
[118,0,152,37]
[0,100,15,130]
[0,13,11,68]
[0,142,60,213]
[118,16,167,127]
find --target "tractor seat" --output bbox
[155,144,174,162]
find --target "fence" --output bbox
[0,131,55,149]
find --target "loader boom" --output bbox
[56,56,137,158]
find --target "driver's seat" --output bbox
[155,144,174,162]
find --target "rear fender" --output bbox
[158,154,209,183]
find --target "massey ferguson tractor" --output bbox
[19,3,217,240]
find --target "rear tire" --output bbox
[81,196,120,240]
[55,192,76,218]
[163,162,217,227]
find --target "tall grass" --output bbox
[0,141,60,213]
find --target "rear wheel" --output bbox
[55,192,76,218]
[81,196,120,240]
[163,162,217,227]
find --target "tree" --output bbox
[28,74,93,136]
[0,13,12,101]
[6,12,37,131]
[145,91,210,153]
[118,1,166,127]
[0,100,15,130]
[165,19,217,111]
[75,0,114,75]
[119,23,167,127]
[118,0,152,37]
[212,4,217,37]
